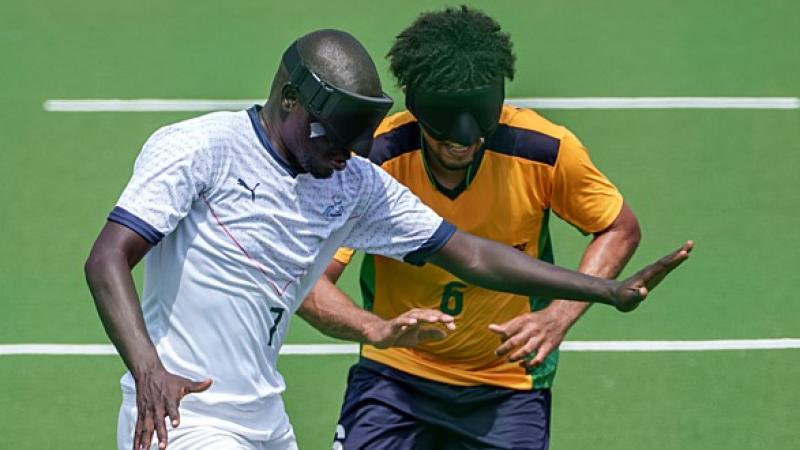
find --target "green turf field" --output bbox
[1,1,798,449]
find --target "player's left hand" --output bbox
[489,307,568,368]
[366,308,457,349]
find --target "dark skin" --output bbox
[261,30,384,179]
[300,234,691,350]
[422,130,642,367]
[86,30,390,450]
[490,203,639,367]
[299,128,644,368]
[85,223,211,450]
[87,30,692,450]
[90,203,688,450]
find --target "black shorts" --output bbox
[333,359,551,450]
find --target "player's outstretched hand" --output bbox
[133,367,212,450]
[612,241,694,312]
[367,308,457,349]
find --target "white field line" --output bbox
[43,97,800,112]
[2,339,799,356]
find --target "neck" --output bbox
[259,103,302,170]
[427,157,467,190]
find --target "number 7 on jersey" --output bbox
[268,306,285,346]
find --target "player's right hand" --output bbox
[367,308,457,349]
[612,241,694,312]
[133,367,212,450]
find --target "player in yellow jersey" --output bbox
[299,7,679,449]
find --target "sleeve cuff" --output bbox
[108,206,164,245]
[403,220,457,266]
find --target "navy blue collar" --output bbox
[247,105,299,177]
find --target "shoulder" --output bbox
[134,112,246,181]
[369,111,422,166]
[143,111,243,152]
[485,106,569,167]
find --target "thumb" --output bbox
[185,378,213,395]
[417,328,447,343]
[392,317,418,332]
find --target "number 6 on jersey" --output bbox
[440,282,466,316]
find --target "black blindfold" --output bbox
[406,83,504,146]
[282,42,394,156]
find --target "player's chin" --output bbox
[308,166,333,179]
[309,164,335,179]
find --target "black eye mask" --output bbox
[406,83,504,146]
[281,41,394,156]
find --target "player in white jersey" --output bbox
[85,29,692,450]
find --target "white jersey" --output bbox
[111,106,454,440]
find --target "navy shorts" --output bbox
[333,359,551,450]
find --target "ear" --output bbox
[281,83,298,111]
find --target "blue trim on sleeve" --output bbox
[108,206,164,245]
[247,105,299,177]
[403,220,457,266]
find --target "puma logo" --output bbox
[237,178,260,202]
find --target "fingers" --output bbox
[520,343,555,368]
[493,329,555,368]
[633,241,695,292]
[492,320,528,356]
[132,413,142,450]
[403,309,456,330]
[488,317,525,350]
[494,334,524,356]
[615,241,695,312]
[154,405,169,450]
[166,399,181,429]
[487,323,504,334]
[134,399,171,450]
[658,241,693,271]
[507,336,543,362]
[139,410,155,450]
[488,312,566,368]
[658,241,694,270]
[487,324,506,343]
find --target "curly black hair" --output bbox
[387,5,515,91]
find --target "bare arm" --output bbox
[85,222,210,450]
[297,260,378,344]
[427,222,690,312]
[491,203,641,366]
[297,260,455,348]
[547,203,641,328]
[85,222,160,376]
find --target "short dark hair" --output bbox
[387,5,515,91]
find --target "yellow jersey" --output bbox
[335,105,623,390]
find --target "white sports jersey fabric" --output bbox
[111,106,454,440]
